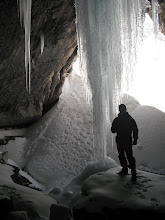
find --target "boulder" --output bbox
[8,211,30,220]
[0,196,13,220]
[73,167,165,219]
[50,204,74,220]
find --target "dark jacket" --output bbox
[111,112,138,144]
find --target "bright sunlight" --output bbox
[73,14,165,113]
[129,14,165,113]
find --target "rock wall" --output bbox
[158,0,165,35]
[0,0,77,128]
[147,0,165,35]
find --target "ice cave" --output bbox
[0,0,165,219]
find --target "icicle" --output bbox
[151,0,159,37]
[17,0,32,93]
[75,0,146,164]
[40,31,44,55]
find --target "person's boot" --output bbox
[118,167,128,175]
[131,169,137,181]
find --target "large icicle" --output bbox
[75,0,146,164]
[151,0,159,35]
[17,0,32,93]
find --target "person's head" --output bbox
[119,104,127,113]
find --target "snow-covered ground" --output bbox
[73,166,165,219]
[0,162,56,220]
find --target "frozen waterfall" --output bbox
[151,0,159,36]
[75,0,147,163]
[16,0,160,167]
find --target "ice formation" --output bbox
[15,0,160,169]
[17,0,32,93]
[23,72,95,189]
[75,0,147,163]
[152,0,159,36]
[40,31,44,55]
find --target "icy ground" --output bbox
[0,159,164,219]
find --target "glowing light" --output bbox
[128,14,165,113]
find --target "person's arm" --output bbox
[111,118,118,133]
[132,119,138,145]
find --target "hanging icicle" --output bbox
[151,0,159,36]
[17,0,32,93]
[40,31,44,55]
[75,0,146,164]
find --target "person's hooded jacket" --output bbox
[111,112,138,145]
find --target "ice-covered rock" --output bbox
[73,167,165,219]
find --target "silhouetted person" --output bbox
[111,104,138,181]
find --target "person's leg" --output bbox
[125,145,137,181]
[131,169,137,181]
[117,143,128,175]
[125,147,136,169]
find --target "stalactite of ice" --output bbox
[17,0,32,93]
[151,0,159,37]
[75,0,147,164]
[40,32,44,55]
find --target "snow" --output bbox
[22,71,95,190]
[48,157,118,207]
[0,162,56,220]
[73,167,165,218]
[0,155,164,218]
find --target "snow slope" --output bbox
[23,71,95,189]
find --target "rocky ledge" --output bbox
[73,167,165,220]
